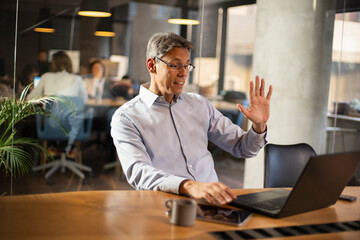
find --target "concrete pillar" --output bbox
[244,0,336,188]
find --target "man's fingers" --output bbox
[211,183,237,204]
[237,104,249,118]
[255,76,260,96]
[218,187,236,203]
[203,192,218,205]
[198,183,236,205]
[208,189,228,204]
[260,78,265,97]
[266,85,273,100]
[219,183,237,201]
[184,181,236,205]
[224,187,237,199]
[249,80,254,101]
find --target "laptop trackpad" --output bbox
[235,188,290,203]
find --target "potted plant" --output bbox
[0,85,71,177]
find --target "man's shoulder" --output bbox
[112,96,147,124]
[117,95,143,113]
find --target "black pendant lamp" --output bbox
[168,0,199,25]
[94,17,115,37]
[78,0,111,17]
[33,8,55,33]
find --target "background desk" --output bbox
[87,98,240,110]
[0,187,359,239]
[211,100,240,111]
[87,98,240,112]
[87,98,127,108]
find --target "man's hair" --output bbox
[146,32,195,59]
[51,51,73,73]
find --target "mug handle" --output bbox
[165,199,173,216]
[165,199,173,210]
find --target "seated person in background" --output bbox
[16,64,39,97]
[37,49,51,76]
[109,75,134,100]
[111,32,273,205]
[0,83,11,98]
[27,51,87,103]
[83,60,106,99]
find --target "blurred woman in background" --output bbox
[27,51,87,102]
[83,60,106,99]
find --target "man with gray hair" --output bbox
[111,32,272,205]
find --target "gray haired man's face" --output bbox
[153,47,190,102]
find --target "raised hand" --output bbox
[237,76,273,133]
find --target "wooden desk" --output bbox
[0,187,359,239]
[327,114,360,156]
[87,98,238,111]
[328,113,360,123]
[86,98,127,108]
[211,100,240,111]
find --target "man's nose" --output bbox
[177,66,187,76]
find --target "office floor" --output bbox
[0,135,244,196]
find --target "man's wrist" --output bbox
[252,124,267,134]
[179,179,193,194]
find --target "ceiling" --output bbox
[1,0,239,15]
[3,0,360,15]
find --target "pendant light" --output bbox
[168,0,199,25]
[168,19,199,25]
[94,17,115,37]
[78,0,111,17]
[33,8,55,33]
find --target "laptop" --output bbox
[34,76,41,87]
[229,151,360,218]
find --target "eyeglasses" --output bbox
[155,57,195,72]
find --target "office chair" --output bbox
[264,143,317,188]
[220,90,249,128]
[33,96,93,184]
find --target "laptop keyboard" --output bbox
[249,196,288,211]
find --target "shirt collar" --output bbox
[139,83,183,108]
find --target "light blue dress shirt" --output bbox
[111,84,266,194]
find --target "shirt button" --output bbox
[189,164,193,168]
[177,125,181,128]
[184,145,187,149]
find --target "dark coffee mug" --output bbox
[165,198,197,226]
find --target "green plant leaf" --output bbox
[0,84,74,177]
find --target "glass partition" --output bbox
[327,6,360,184]
[0,0,204,195]
[0,0,16,196]
[224,4,256,93]
[1,0,359,195]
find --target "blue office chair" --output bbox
[33,96,94,183]
[220,90,249,128]
[219,100,249,127]
[264,143,317,188]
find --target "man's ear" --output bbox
[147,58,156,73]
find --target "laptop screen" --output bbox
[34,76,41,87]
